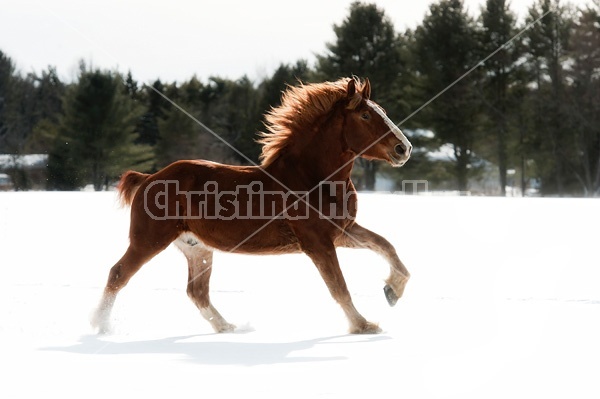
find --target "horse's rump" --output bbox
[118,170,150,206]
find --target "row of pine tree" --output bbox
[0,0,598,195]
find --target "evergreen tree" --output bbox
[566,6,600,196]
[48,66,153,190]
[0,51,36,156]
[156,92,200,166]
[156,77,236,167]
[192,76,259,164]
[316,1,405,190]
[217,76,261,164]
[156,79,196,166]
[257,61,311,114]
[0,50,16,153]
[25,66,66,154]
[362,27,444,192]
[0,52,44,189]
[479,0,521,196]
[523,0,573,195]
[136,79,164,149]
[414,0,482,193]
[123,71,139,100]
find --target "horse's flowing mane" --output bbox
[258,77,367,166]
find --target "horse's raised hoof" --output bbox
[384,284,399,307]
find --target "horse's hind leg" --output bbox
[91,244,164,333]
[175,235,235,333]
[337,223,410,307]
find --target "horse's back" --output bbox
[153,159,259,186]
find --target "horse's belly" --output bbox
[182,219,302,255]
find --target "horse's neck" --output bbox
[269,115,355,187]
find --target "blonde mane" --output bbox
[258,77,366,166]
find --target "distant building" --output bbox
[0,154,49,190]
[0,173,13,190]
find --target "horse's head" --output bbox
[343,78,412,167]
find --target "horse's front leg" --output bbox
[300,236,381,334]
[336,223,410,306]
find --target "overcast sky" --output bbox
[1,0,595,83]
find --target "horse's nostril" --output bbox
[395,143,406,156]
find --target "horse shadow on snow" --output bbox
[42,333,391,366]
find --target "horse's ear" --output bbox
[362,78,371,100]
[347,79,356,98]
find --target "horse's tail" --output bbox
[117,170,150,207]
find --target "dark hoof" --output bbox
[384,284,399,307]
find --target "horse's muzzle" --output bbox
[394,142,412,157]
[389,142,412,167]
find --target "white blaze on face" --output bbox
[367,100,412,157]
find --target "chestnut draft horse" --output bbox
[92,77,412,334]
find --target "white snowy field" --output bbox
[0,191,599,399]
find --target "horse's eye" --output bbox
[361,112,370,120]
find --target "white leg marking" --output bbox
[200,305,236,333]
[91,292,116,334]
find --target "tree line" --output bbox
[0,0,598,196]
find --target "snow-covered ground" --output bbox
[1,192,598,398]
